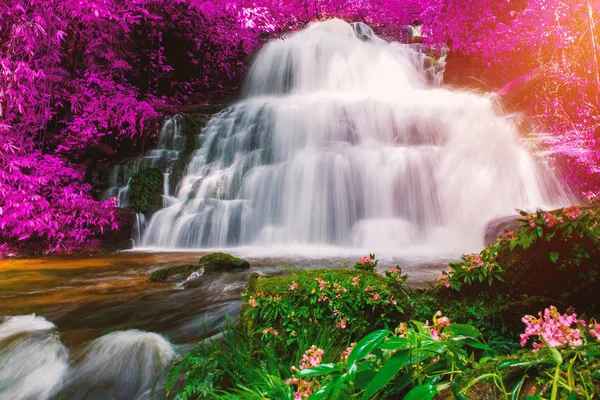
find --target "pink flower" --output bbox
[520,306,586,350]
[564,206,583,220]
[437,273,450,288]
[315,278,328,290]
[248,297,258,307]
[364,285,374,292]
[289,281,298,291]
[589,319,600,340]
[426,312,451,340]
[340,343,356,362]
[262,327,278,336]
[298,345,325,369]
[360,256,375,265]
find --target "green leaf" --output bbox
[444,324,481,338]
[498,359,548,369]
[378,337,409,350]
[296,363,340,378]
[404,384,438,400]
[549,252,560,263]
[329,373,350,399]
[361,350,410,400]
[310,382,334,400]
[348,330,390,368]
[355,368,377,389]
[464,338,494,352]
[536,226,543,238]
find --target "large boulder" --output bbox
[100,208,135,251]
[149,252,249,282]
[483,215,520,246]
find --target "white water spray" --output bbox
[141,19,568,256]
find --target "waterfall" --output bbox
[140,19,568,255]
[103,115,186,243]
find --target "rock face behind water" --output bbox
[149,252,250,282]
[483,215,521,246]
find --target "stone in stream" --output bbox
[149,252,250,282]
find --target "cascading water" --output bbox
[104,115,187,245]
[141,19,567,256]
[0,315,68,400]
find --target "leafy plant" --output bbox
[292,317,492,399]
[241,261,409,346]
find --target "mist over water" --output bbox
[142,19,568,256]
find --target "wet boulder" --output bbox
[149,252,250,282]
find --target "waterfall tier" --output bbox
[140,19,568,255]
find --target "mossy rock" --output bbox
[149,252,249,282]
[128,168,164,213]
[198,252,249,273]
[149,263,200,282]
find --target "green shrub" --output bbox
[437,206,600,310]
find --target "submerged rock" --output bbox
[149,252,249,282]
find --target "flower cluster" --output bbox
[543,212,564,228]
[564,206,583,221]
[262,327,279,336]
[520,306,586,350]
[439,245,502,290]
[354,253,378,272]
[287,345,325,399]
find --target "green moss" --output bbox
[198,252,250,273]
[149,253,249,282]
[128,168,164,213]
[149,263,200,282]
